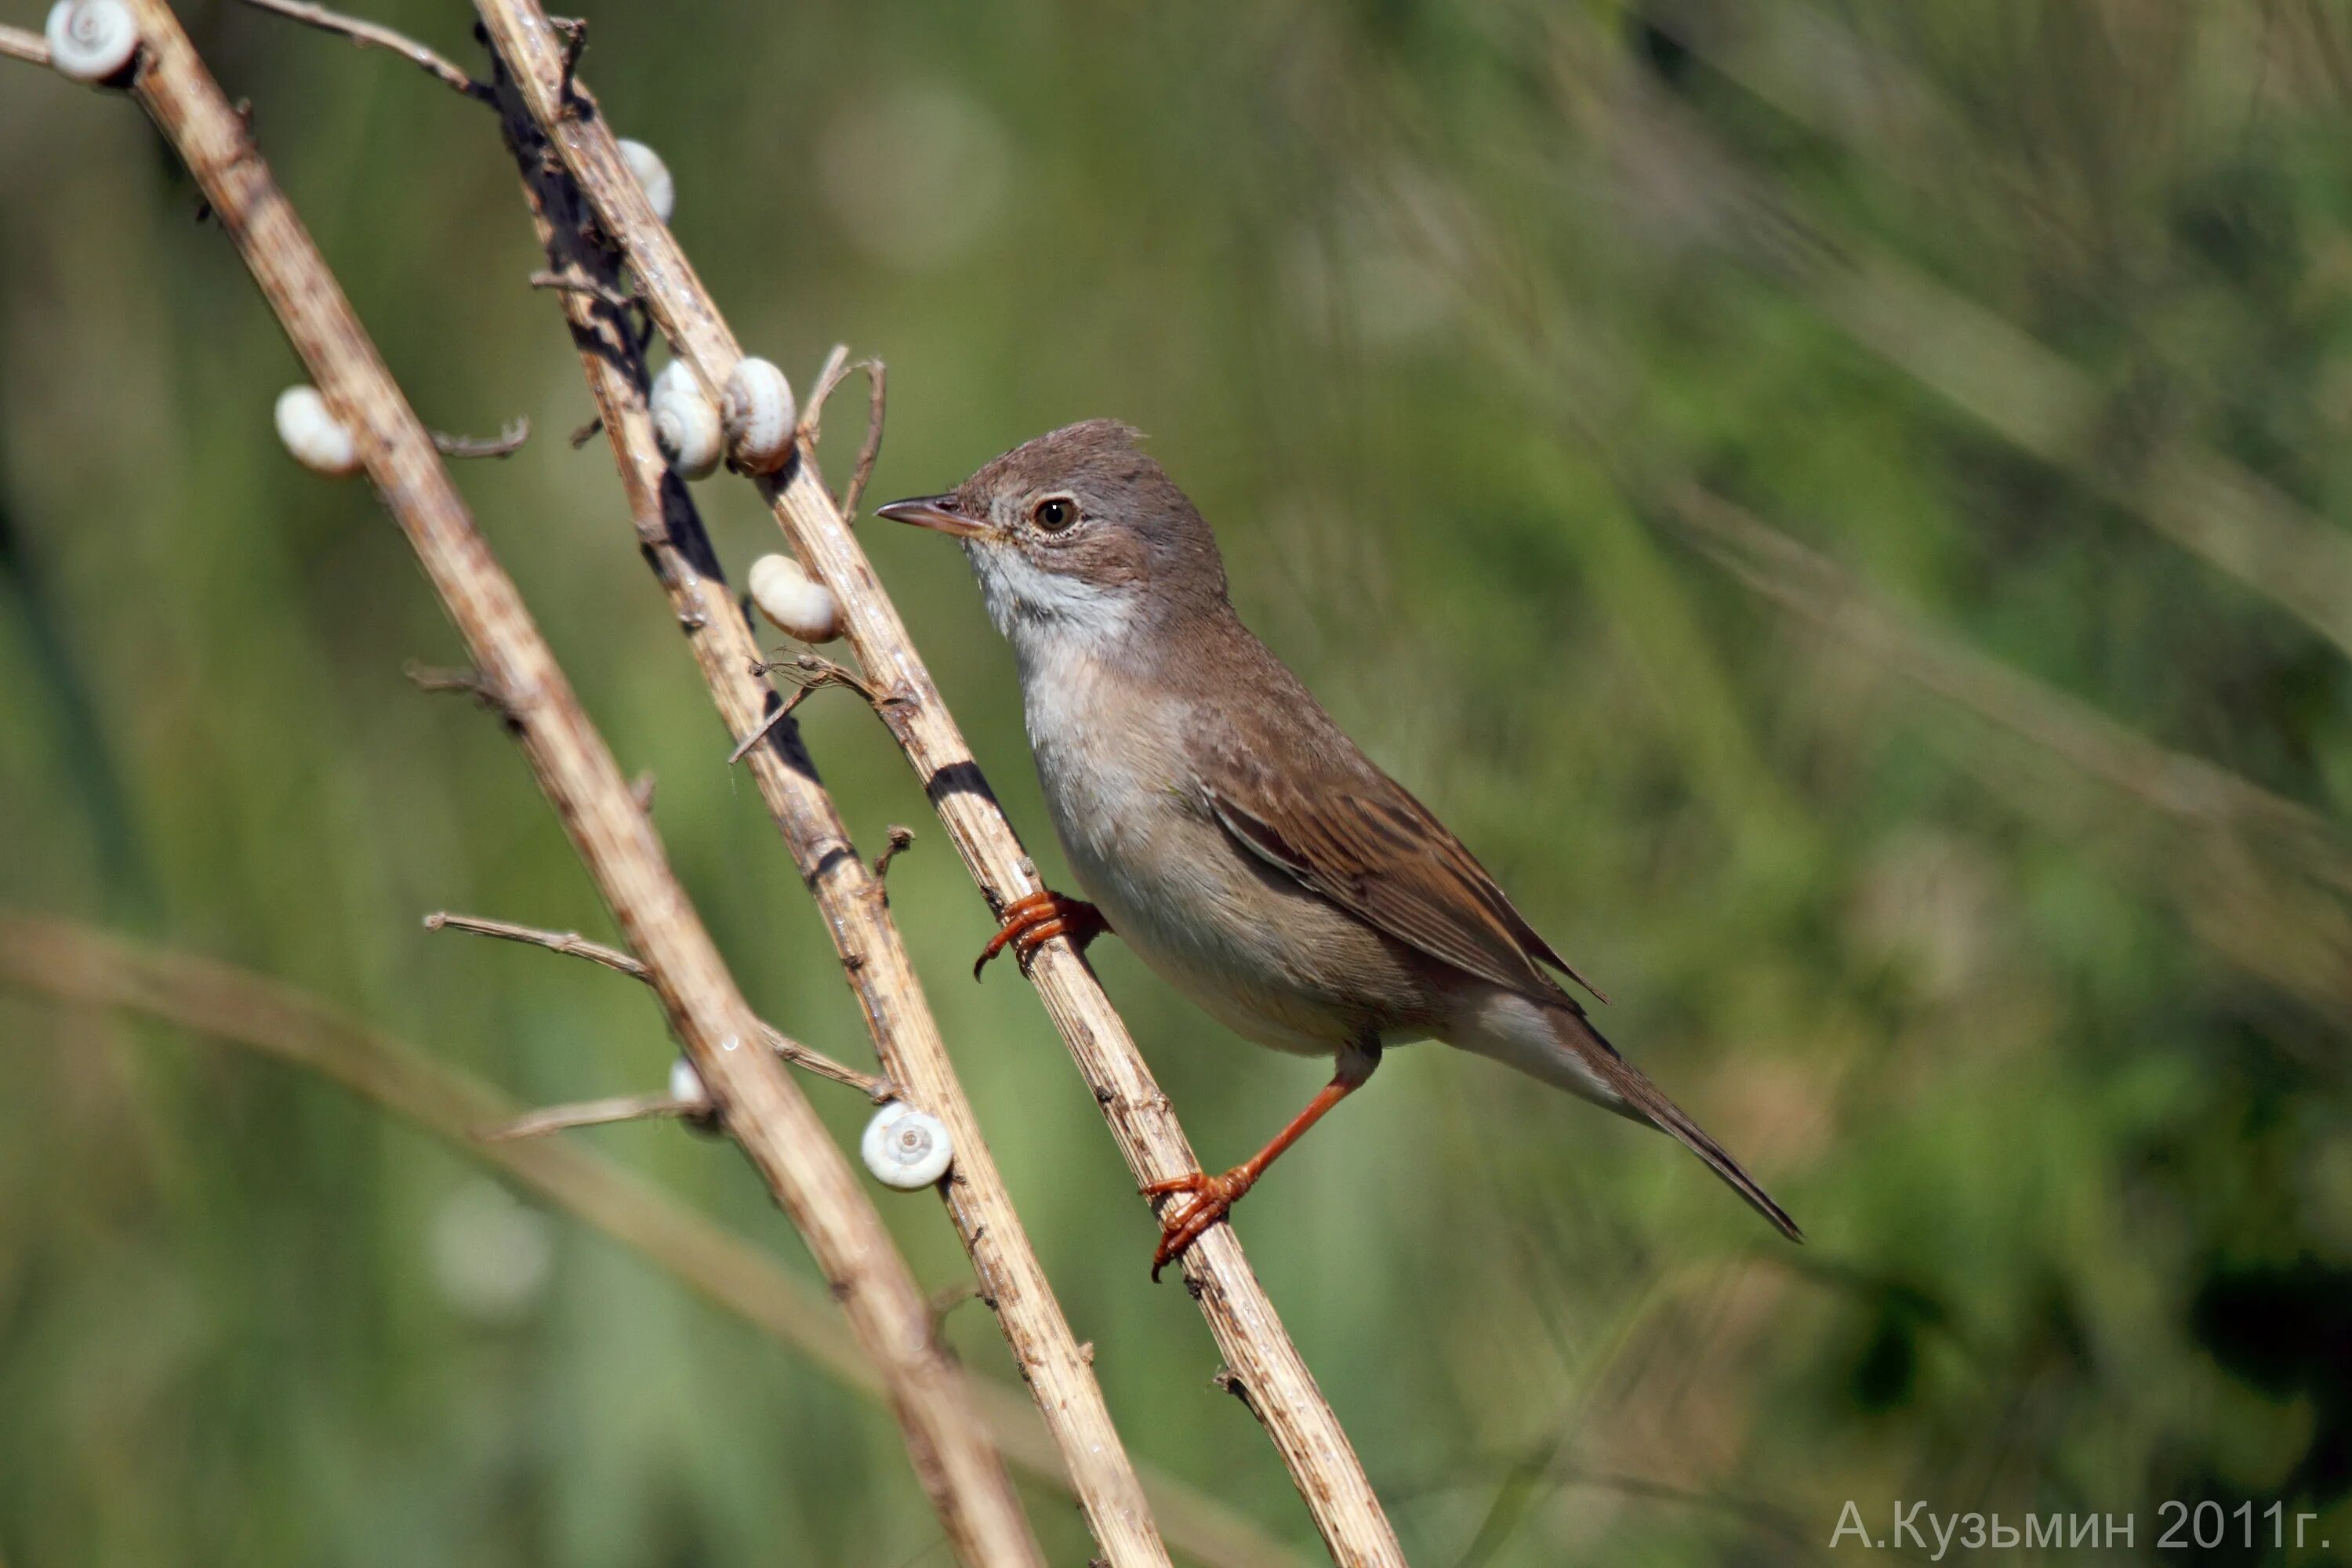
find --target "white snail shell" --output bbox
[651,358,721,480]
[45,0,138,85]
[617,139,676,225]
[721,356,797,475]
[746,553,841,643]
[667,1054,708,1108]
[862,1102,953,1190]
[274,385,361,477]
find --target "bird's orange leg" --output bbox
[974,888,1110,980]
[1142,1046,1379,1280]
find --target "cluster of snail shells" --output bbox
[861,1102,953,1190]
[651,355,797,480]
[45,0,140,85]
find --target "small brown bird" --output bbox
[880,422,1799,1276]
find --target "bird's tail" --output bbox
[1457,993,1803,1242]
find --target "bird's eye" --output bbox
[1031,496,1076,532]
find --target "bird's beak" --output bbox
[876,493,988,539]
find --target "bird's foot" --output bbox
[973,889,1108,980]
[1141,1166,1256,1281]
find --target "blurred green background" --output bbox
[5,1,2352,1563]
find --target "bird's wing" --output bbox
[1196,729,1606,1006]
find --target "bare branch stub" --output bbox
[404,659,521,731]
[803,343,852,438]
[423,909,892,1099]
[431,416,530,459]
[844,358,887,521]
[550,13,586,107]
[481,1089,710,1141]
[529,267,636,312]
[236,0,491,101]
[798,350,887,521]
[874,825,916,881]
[726,682,815,766]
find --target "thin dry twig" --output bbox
[423,909,891,1098]
[470,5,1404,1559]
[529,267,637,313]
[481,1089,706,1140]
[425,909,640,974]
[56,9,1044,1561]
[234,0,488,100]
[0,913,1308,1568]
[401,659,519,730]
[873,825,917,880]
[488,67,1176,1567]
[430,416,529,459]
[0,22,49,66]
[798,347,887,520]
[724,681,815,765]
[843,358,887,521]
[550,12,585,102]
[804,342,853,434]
[760,650,893,706]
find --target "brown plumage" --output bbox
[880,421,1800,1270]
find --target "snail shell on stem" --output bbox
[721,357,797,475]
[746,553,842,643]
[274,385,361,477]
[45,0,139,85]
[617,139,675,225]
[861,1102,953,1190]
[651,359,721,480]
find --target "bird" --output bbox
[877,420,1800,1276]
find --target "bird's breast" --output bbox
[1014,637,1432,1054]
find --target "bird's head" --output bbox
[878,420,1228,647]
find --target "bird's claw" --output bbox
[1141,1167,1254,1280]
[974,889,1108,980]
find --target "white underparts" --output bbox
[1443,988,1634,1116]
[964,540,1140,645]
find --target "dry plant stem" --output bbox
[431,416,530,458]
[235,0,489,100]
[1663,486,2352,898]
[0,23,48,67]
[470,5,1403,1559]
[0,913,1308,1568]
[78,9,1042,1562]
[470,5,1402,1561]
[483,1089,703,1139]
[1610,60,2352,663]
[423,910,890,1097]
[493,75,1173,1568]
[1661,486,2352,1011]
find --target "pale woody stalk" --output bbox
[16,5,1043,1563]
[490,66,1173,1566]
